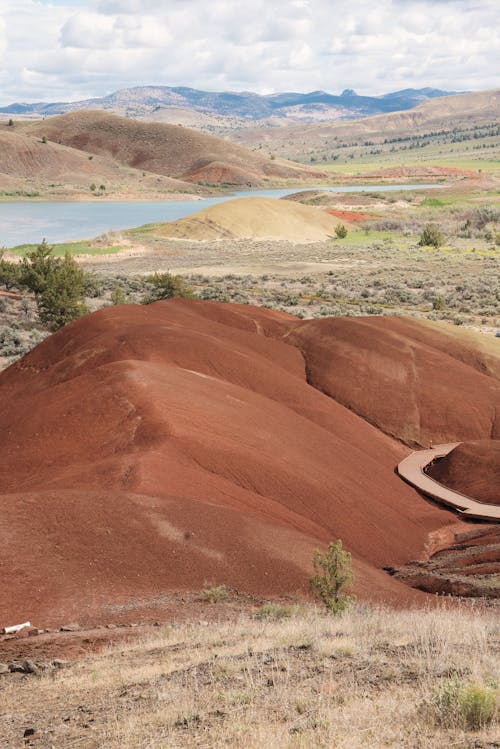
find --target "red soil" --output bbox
[325,210,379,222]
[427,441,500,505]
[0,301,493,628]
[286,316,500,446]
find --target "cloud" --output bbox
[0,0,498,104]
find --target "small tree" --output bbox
[419,223,444,248]
[309,539,354,614]
[335,223,348,239]
[20,242,90,330]
[8,118,14,127]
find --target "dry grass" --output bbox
[1,603,499,748]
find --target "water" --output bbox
[0,184,444,247]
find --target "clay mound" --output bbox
[23,110,323,186]
[0,300,461,626]
[286,315,500,446]
[153,197,354,242]
[427,441,500,505]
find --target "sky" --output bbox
[0,0,498,105]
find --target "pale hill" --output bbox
[0,127,196,194]
[151,196,353,241]
[23,110,323,186]
[0,299,468,626]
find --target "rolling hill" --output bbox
[22,110,323,187]
[1,299,498,627]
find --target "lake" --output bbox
[0,185,444,247]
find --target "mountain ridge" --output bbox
[0,84,462,123]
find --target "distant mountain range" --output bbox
[0,86,462,123]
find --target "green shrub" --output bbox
[429,677,498,729]
[419,223,445,248]
[142,272,193,304]
[335,223,348,239]
[309,539,354,614]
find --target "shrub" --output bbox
[254,603,296,620]
[335,223,348,239]
[142,272,193,304]
[201,584,229,603]
[428,677,498,729]
[110,284,127,305]
[309,539,354,614]
[419,223,445,248]
[0,252,22,290]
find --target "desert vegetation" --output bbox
[1,603,498,748]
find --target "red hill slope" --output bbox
[286,316,500,447]
[0,301,472,627]
[23,110,323,186]
[427,441,500,505]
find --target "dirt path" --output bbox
[397,443,500,521]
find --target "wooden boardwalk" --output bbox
[397,443,500,522]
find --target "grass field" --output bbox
[1,602,498,748]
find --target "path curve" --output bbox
[397,443,500,522]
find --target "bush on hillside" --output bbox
[309,539,354,614]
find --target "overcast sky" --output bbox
[0,0,498,105]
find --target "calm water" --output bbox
[0,185,444,247]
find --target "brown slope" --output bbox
[23,110,324,186]
[427,441,500,505]
[286,316,500,447]
[0,128,199,194]
[0,300,459,626]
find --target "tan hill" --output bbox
[427,441,500,505]
[0,127,196,195]
[151,196,354,241]
[22,110,324,187]
[231,89,500,154]
[0,299,475,627]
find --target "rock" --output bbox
[60,623,80,632]
[52,659,68,669]
[22,660,39,675]
[28,628,41,637]
[106,623,117,629]
[23,727,36,737]
[0,662,9,674]
[8,662,25,673]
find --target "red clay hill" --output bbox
[23,110,323,187]
[427,441,500,505]
[0,301,498,627]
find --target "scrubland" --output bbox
[1,602,499,748]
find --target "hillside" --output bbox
[22,110,323,187]
[1,299,480,627]
[0,127,198,197]
[427,441,500,505]
[286,316,500,447]
[230,89,500,163]
[151,197,353,241]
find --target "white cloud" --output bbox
[0,0,498,104]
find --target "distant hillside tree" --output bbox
[20,241,90,330]
[335,223,348,239]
